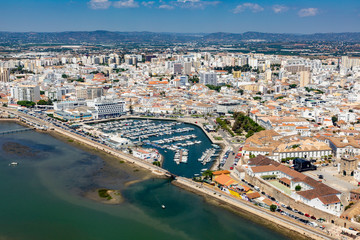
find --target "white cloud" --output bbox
[113,0,139,8]
[88,0,112,9]
[233,3,264,14]
[88,0,139,9]
[174,0,220,9]
[272,5,288,14]
[298,8,318,17]
[159,4,174,9]
[142,1,155,7]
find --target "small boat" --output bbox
[162,205,166,209]
[9,162,18,166]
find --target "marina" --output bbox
[89,119,221,177]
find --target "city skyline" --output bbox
[0,0,360,33]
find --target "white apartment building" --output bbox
[199,72,217,86]
[87,98,125,119]
[53,100,87,111]
[11,85,41,102]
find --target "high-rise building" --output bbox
[265,69,272,83]
[145,55,156,62]
[183,62,192,75]
[173,63,182,75]
[299,71,311,87]
[11,85,41,102]
[0,67,10,83]
[200,72,217,86]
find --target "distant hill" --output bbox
[0,31,203,45]
[203,32,360,42]
[1,31,360,45]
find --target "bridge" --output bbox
[0,128,33,135]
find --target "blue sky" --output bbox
[0,0,360,33]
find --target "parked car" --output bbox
[311,216,316,220]
[305,213,310,217]
[286,206,293,211]
[298,211,304,216]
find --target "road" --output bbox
[208,117,240,170]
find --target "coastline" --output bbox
[0,116,330,240]
[172,180,313,240]
[173,178,331,240]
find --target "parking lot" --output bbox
[304,165,358,193]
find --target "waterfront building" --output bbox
[246,156,342,216]
[87,98,125,119]
[53,110,92,121]
[132,148,159,162]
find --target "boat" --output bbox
[162,205,166,209]
[9,162,18,166]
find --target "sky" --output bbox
[0,0,360,33]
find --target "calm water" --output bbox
[0,122,288,240]
[92,119,219,178]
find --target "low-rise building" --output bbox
[246,155,343,216]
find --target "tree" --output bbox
[295,185,301,191]
[62,74,68,79]
[189,76,199,84]
[206,84,221,92]
[17,101,35,108]
[202,170,214,180]
[331,116,338,126]
[270,204,277,212]
[153,161,161,167]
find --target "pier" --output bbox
[0,128,33,135]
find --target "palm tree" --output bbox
[202,170,214,181]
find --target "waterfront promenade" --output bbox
[175,177,334,240]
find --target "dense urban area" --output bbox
[2,40,360,239]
